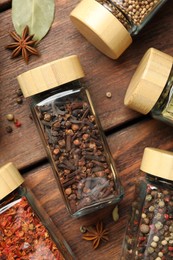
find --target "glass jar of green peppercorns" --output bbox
[124,48,173,126]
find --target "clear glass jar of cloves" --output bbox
[124,48,173,126]
[17,55,123,217]
[121,147,173,260]
[0,162,74,259]
[70,0,167,59]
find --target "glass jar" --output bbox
[70,0,167,59]
[17,55,123,217]
[121,147,173,260]
[124,48,173,126]
[0,162,75,259]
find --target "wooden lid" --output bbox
[124,48,173,114]
[0,162,24,200]
[17,55,85,97]
[70,0,132,59]
[141,147,173,181]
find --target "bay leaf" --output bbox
[12,0,55,41]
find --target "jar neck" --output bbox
[146,173,173,187]
[96,0,134,33]
[152,64,173,113]
[30,80,83,105]
[96,0,167,36]
[0,187,23,209]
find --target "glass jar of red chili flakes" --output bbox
[121,147,173,260]
[0,162,75,260]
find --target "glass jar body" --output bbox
[0,186,74,259]
[31,81,123,217]
[121,172,173,260]
[151,65,173,126]
[97,0,167,35]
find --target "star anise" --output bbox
[6,25,39,64]
[82,221,109,249]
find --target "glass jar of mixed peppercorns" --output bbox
[124,48,173,127]
[70,0,167,59]
[0,162,75,259]
[17,55,124,217]
[121,147,173,260]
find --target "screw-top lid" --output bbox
[124,48,173,114]
[141,147,173,181]
[17,55,85,97]
[0,162,24,200]
[70,0,132,59]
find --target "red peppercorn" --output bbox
[14,119,21,127]
[164,214,169,220]
[168,247,173,251]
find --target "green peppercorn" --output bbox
[80,226,87,233]
[6,114,14,121]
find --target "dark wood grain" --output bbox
[1,1,173,259]
[23,118,173,260]
[0,0,11,11]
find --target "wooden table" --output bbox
[0,1,173,259]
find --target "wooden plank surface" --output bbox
[1,1,173,259]
[0,1,173,168]
[23,119,173,259]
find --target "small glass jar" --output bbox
[124,48,173,126]
[121,147,173,260]
[70,0,167,59]
[17,55,123,217]
[0,162,75,259]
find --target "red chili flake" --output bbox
[134,220,138,225]
[14,119,22,127]
[0,197,64,259]
[168,247,173,251]
[138,236,146,241]
[164,214,169,220]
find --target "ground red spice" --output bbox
[0,196,64,259]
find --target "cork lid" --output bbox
[17,55,85,97]
[70,0,132,59]
[141,147,173,181]
[0,162,24,200]
[124,48,173,114]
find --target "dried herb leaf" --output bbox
[12,0,55,42]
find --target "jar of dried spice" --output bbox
[70,0,167,59]
[17,55,123,217]
[121,147,173,260]
[0,162,75,259]
[124,48,173,126]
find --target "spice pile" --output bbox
[124,183,173,259]
[0,196,64,259]
[35,90,118,215]
[97,0,162,28]
[5,88,24,133]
